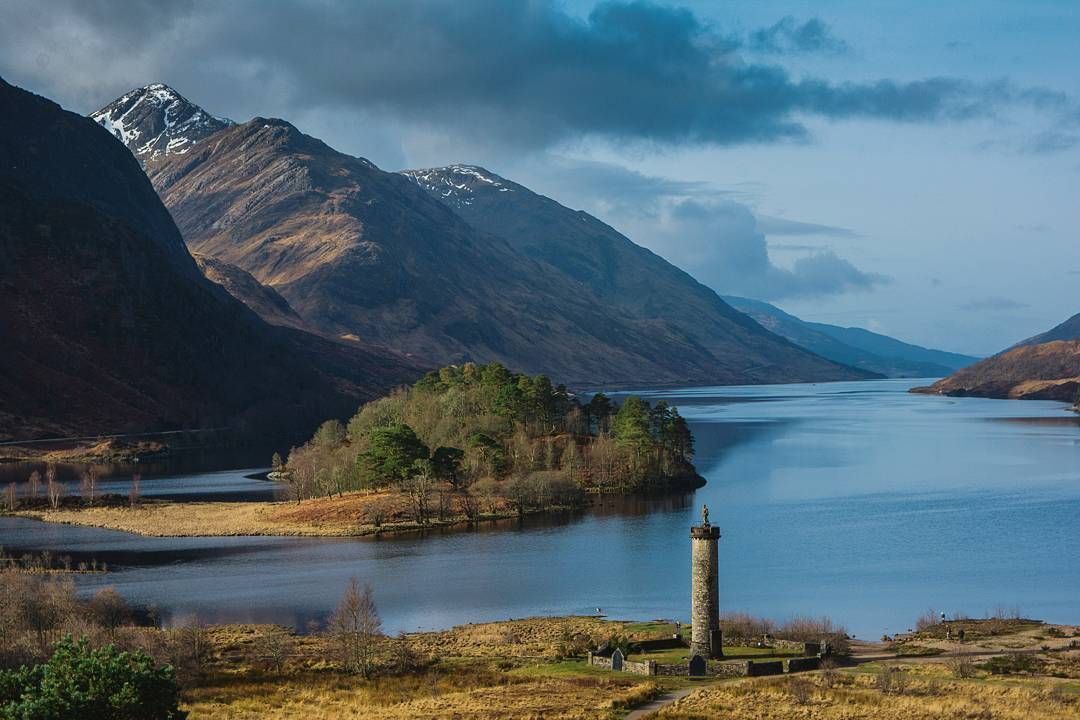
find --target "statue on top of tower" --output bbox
[701,504,710,527]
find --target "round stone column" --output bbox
[690,523,721,658]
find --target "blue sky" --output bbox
[2,0,1076,355]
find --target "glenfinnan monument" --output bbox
[690,504,722,659]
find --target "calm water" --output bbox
[1,379,1077,639]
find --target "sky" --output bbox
[2,0,1077,356]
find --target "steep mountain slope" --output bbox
[91,83,232,161]
[0,79,419,442]
[133,113,867,386]
[722,295,978,377]
[1016,312,1080,346]
[399,165,872,384]
[193,253,305,329]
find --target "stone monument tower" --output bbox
[690,504,722,659]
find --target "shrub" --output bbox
[876,664,908,695]
[981,653,1043,675]
[788,677,814,705]
[950,656,978,678]
[0,636,186,719]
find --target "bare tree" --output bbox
[329,578,382,677]
[4,483,16,511]
[88,587,131,635]
[80,467,99,505]
[253,627,294,675]
[27,470,40,501]
[129,472,141,507]
[46,477,64,510]
[399,462,432,526]
[391,631,418,674]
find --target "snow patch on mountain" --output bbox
[401,165,513,207]
[91,83,233,161]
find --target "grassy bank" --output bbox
[12,486,573,537]
[0,437,168,464]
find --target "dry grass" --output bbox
[654,665,1080,719]
[180,618,664,720]
[184,671,652,720]
[408,616,646,659]
[0,438,166,463]
[14,489,522,537]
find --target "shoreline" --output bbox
[6,470,705,539]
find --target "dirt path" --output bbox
[626,686,703,720]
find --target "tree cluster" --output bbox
[284,362,696,511]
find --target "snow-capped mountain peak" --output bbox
[91,83,233,162]
[401,165,514,208]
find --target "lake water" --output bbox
[1,379,1077,639]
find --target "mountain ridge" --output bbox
[91,83,232,162]
[98,89,873,387]
[401,163,876,384]
[0,78,420,442]
[721,295,978,378]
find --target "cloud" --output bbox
[1,0,1074,153]
[755,215,857,238]
[1021,130,1080,154]
[749,17,849,55]
[959,297,1029,311]
[650,199,887,300]
[509,158,881,300]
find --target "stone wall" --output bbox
[713,660,750,678]
[746,660,785,677]
[654,659,748,678]
[788,657,821,673]
[622,659,656,676]
[587,653,613,670]
[586,653,656,676]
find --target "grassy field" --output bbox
[13,488,529,537]
[654,663,1080,719]
[184,667,659,720]
[179,617,681,719]
[182,617,1080,719]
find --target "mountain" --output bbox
[192,253,305,329]
[915,314,1080,403]
[1016,313,1080,346]
[91,83,232,161]
[398,164,873,384]
[722,296,978,378]
[0,78,419,442]
[913,341,1080,402]
[108,94,871,386]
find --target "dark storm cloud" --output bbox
[1,0,1073,151]
[749,17,849,55]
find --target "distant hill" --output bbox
[1016,313,1080,347]
[914,341,1080,403]
[94,83,872,387]
[722,296,978,378]
[0,78,420,442]
[916,312,1080,404]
